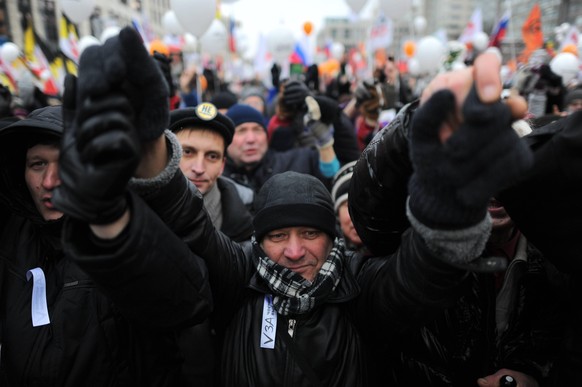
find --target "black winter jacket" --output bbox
[216,177,253,241]
[140,164,489,387]
[0,114,212,387]
[0,193,212,387]
[348,102,568,385]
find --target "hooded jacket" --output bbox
[0,106,212,387]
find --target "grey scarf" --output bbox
[203,182,223,230]
[255,236,344,316]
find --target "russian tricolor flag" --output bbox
[489,10,511,48]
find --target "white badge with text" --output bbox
[26,267,50,327]
[260,294,277,349]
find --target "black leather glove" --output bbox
[53,75,140,224]
[271,63,281,90]
[282,80,310,110]
[78,26,169,143]
[408,87,533,229]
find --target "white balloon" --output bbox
[200,19,228,56]
[162,10,183,35]
[346,0,367,14]
[100,26,121,43]
[267,26,295,63]
[0,42,20,63]
[407,58,420,76]
[413,16,427,34]
[331,42,345,60]
[78,35,101,57]
[182,33,198,53]
[379,0,412,20]
[550,52,580,86]
[472,31,489,52]
[415,36,446,73]
[60,0,96,24]
[171,0,216,38]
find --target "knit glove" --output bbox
[304,96,334,148]
[408,87,533,229]
[152,51,176,97]
[78,26,169,143]
[52,75,140,224]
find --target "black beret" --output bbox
[169,102,235,146]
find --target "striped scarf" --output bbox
[254,236,344,316]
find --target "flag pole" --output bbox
[506,0,518,66]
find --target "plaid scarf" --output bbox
[254,236,345,316]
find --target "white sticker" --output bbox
[260,294,277,349]
[26,268,50,327]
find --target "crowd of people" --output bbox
[1,25,581,387]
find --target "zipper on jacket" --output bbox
[288,318,296,338]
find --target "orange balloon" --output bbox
[403,40,416,58]
[149,39,169,57]
[303,21,314,36]
[562,43,579,57]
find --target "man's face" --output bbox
[227,122,268,168]
[384,60,397,83]
[25,143,63,221]
[261,227,333,282]
[176,129,226,195]
[338,201,362,246]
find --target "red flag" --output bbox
[519,3,543,63]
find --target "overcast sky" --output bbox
[220,0,377,52]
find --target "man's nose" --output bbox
[284,234,305,261]
[43,163,61,189]
[191,156,205,174]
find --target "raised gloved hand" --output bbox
[304,96,334,148]
[354,79,376,104]
[408,86,533,229]
[78,26,169,142]
[52,75,140,224]
[282,80,310,110]
[271,63,281,90]
[312,95,340,125]
[305,64,320,91]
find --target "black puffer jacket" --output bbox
[0,108,212,387]
[348,102,568,385]
[140,164,486,387]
